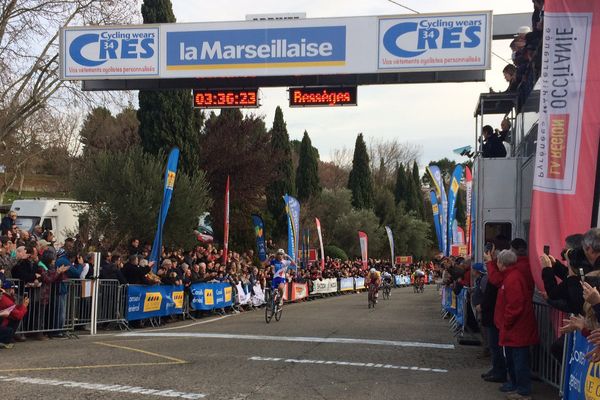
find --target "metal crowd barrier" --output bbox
[531,299,565,390]
[5,278,128,335]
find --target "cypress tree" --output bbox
[394,163,407,205]
[266,107,295,237]
[137,0,200,174]
[411,161,425,218]
[347,133,374,209]
[296,131,321,201]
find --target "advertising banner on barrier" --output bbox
[291,282,308,301]
[529,0,600,291]
[340,277,354,291]
[563,331,598,400]
[354,277,365,290]
[455,288,466,327]
[190,282,233,311]
[126,285,184,321]
[394,275,402,286]
[310,278,337,294]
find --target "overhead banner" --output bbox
[378,12,490,71]
[358,231,368,270]
[126,285,183,321]
[150,147,179,271]
[223,176,230,265]
[251,214,267,262]
[315,217,325,271]
[385,226,395,264]
[284,194,301,262]
[447,165,464,253]
[464,166,473,255]
[529,0,600,290]
[60,11,491,80]
[190,282,233,311]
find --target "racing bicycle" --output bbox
[265,287,283,323]
[382,281,391,300]
[368,283,378,309]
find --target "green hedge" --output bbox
[324,245,348,261]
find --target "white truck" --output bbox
[10,199,86,245]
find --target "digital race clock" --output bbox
[192,88,259,108]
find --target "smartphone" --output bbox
[484,242,493,253]
[543,245,550,256]
[580,268,585,283]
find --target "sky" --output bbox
[169,0,533,165]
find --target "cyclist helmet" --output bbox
[276,249,285,255]
[369,268,377,274]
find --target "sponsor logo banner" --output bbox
[167,26,346,70]
[310,278,337,294]
[395,256,413,265]
[291,282,309,301]
[563,331,598,400]
[62,27,159,78]
[354,277,365,289]
[190,282,234,311]
[340,277,354,291]
[378,12,491,71]
[126,285,183,321]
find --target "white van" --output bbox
[10,199,87,245]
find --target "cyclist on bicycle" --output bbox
[365,268,381,303]
[268,249,295,306]
[414,268,425,290]
[381,269,393,285]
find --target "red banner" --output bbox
[223,176,230,265]
[395,256,413,265]
[529,0,600,290]
[358,231,368,270]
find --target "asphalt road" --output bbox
[0,286,557,400]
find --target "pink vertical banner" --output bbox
[223,175,230,265]
[315,218,325,271]
[358,231,368,270]
[464,166,473,255]
[529,0,600,290]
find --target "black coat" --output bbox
[482,135,507,158]
[99,262,127,285]
[542,261,584,315]
[122,263,150,285]
[481,275,498,328]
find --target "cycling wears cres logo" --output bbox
[382,21,482,58]
[68,31,156,67]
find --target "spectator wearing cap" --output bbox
[494,249,538,399]
[0,280,29,349]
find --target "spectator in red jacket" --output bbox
[494,249,539,400]
[0,280,29,348]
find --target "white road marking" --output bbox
[0,375,206,398]
[147,315,230,332]
[248,356,448,373]
[119,332,455,349]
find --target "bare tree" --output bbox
[0,0,138,145]
[330,146,353,171]
[368,138,422,185]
